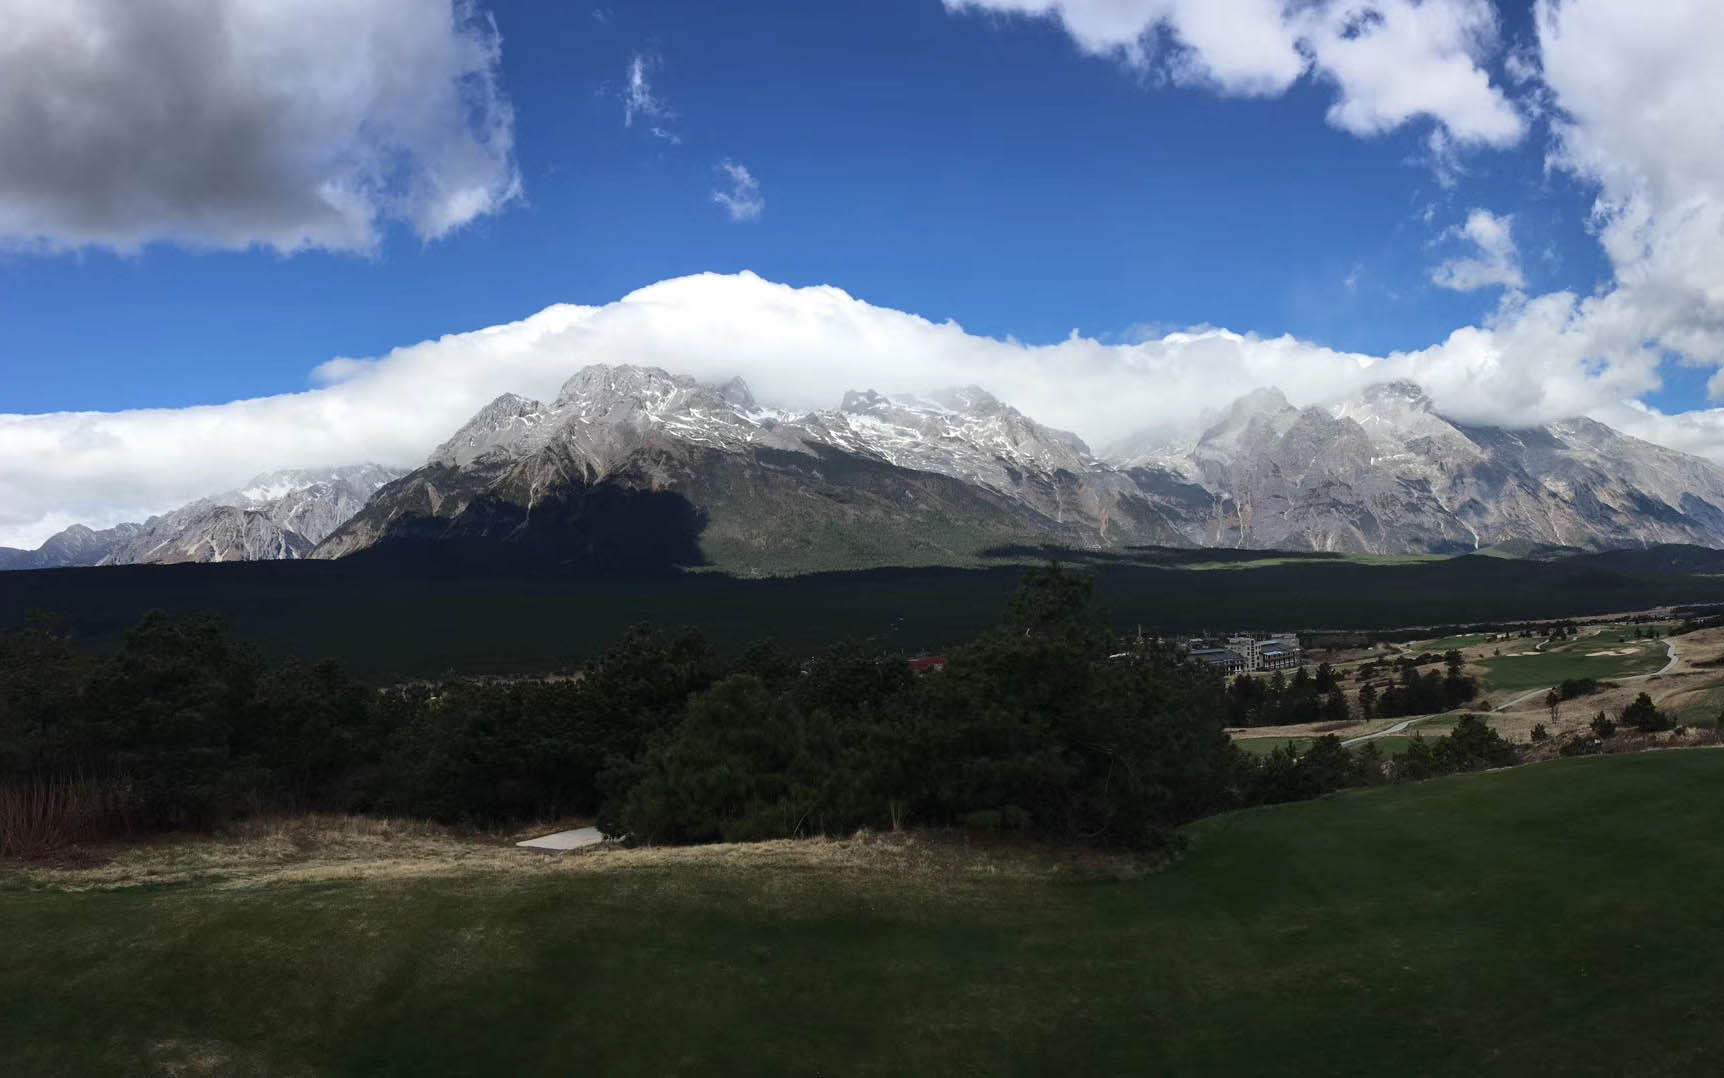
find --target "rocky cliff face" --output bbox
[18,369,1724,574]
[1127,381,1724,553]
[0,521,144,571]
[312,365,1210,572]
[93,464,401,566]
[321,367,1724,570]
[0,464,399,570]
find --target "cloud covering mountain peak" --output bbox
[5,269,1724,550]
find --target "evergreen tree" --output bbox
[1620,692,1669,733]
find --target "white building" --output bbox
[1228,634,1303,671]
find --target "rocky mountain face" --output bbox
[18,369,1724,575]
[0,521,145,571]
[1126,381,1724,554]
[312,365,1210,573]
[0,464,400,570]
[316,366,1724,572]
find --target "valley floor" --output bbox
[1231,622,1724,753]
[7,750,1724,1075]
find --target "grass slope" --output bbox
[7,751,1724,1075]
[1477,640,1668,693]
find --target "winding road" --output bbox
[1340,717,1426,747]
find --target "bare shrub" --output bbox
[0,775,131,859]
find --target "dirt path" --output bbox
[1494,687,1550,713]
[1341,717,1425,747]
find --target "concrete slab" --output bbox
[516,826,606,852]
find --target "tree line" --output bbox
[0,567,1520,857]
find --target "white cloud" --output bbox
[622,52,679,143]
[1430,208,1524,292]
[711,161,764,222]
[936,0,1724,463]
[1534,0,1724,387]
[943,0,1524,148]
[1304,0,1523,145]
[945,0,1305,94]
[0,271,1705,549]
[0,0,520,254]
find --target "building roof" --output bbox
[1190,648,1245,664]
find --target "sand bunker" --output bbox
[517,826,606,851]
[1586,647,1639,657]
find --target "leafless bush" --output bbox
[0,775,131,859]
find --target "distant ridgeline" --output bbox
[16,368,1724,577]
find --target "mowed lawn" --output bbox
[1477,638,1669,693]
[8,751,1724,1076]
[1233,735,1313,756]
[1420,632,1492,651]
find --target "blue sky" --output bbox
[2,0,1612,413]
[4,0,1724,545]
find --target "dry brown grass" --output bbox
[1522,727,1724,763]
[6,814,1147,895]
[1665,626,1724,673]
[1493,668,1724,736]
[1229,715,1389,740]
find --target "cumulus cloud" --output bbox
[1535,0,1724,386]
[3,271,1711,549]
[1430,209,1524,292]
[0,0,520,254]
[931,0,1724,463]
[711,161,764,222]
[943,0,1523,148]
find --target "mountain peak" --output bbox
[929,385,1005,415]
[839,389,891,416]
[1357,380,1432,409]
[554,363,692,407]
[430,393,548,468]
[1229,386,1293,415]
[717,376,757,410]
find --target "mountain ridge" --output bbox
[310,364,1724,573]
[1,464,400,570]
[16,366,1724,575]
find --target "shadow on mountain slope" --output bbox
[337,485,710,575]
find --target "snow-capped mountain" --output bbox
[1126,381,1724,553]
[316,365,1724,571]
[313,364,1209,572]
[0,464,400,570]
[17,367,1724,575]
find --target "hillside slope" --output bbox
[8,751,1724,1075]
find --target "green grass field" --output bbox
[1420,632,1492,651]
[1233,736,1314,756]
[1181,552,1447,571]
[1476,640,1669,693]
[7,751,1724,1075]
[1583,625,1672,645]
[1364,734,1416,754]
